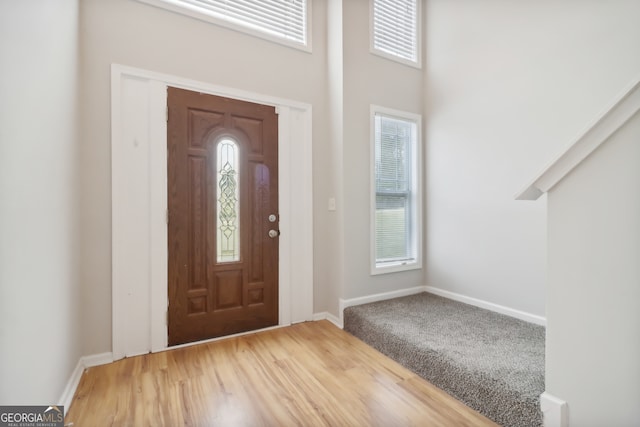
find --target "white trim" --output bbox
[112,73,154,360]
[111,64,314,360]
[149,80,169,353]
[370,48,422,70]
[312,312,343,329]
[81,352,114,368]
[369,0,422,69]
[370,105,423,275]
[516,75,640,200]
[278,106,293,327]
[58,359,83,409]
[134,0,313,53]
[277,105,315,325]
[540,392,569,427]
[339,285,427,325]
[425,286,546,326]
[338,286,545,328]
[59,352,114,410]
[111,64,125,361]
[112,64,311,111]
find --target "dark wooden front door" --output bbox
[167,87,279,346]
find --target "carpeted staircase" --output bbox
[343,292,545,427]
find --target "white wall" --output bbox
[3,0,637,408]
[546,111,640,426]
[424,0,640,316]
[0,0,82,404]
[341,0,425,300]
[11,0,636,378]
[322,0,345,315]
[79,0,431,346]
[79,0,335,353]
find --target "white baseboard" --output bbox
[58,359,84,409]
[313,311,343,329]
[82,352,114,368]
[59,352,114,410]
[339,286,428,325]
[425,286,546,326]
[540,392,568,427]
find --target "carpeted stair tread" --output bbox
[343,292,544,427]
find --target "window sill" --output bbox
[135,0,312,53]
[370,48,422,70]
[371,260,422,276]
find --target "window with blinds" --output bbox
[371,0,420,66]
[371,106,422,274]
[137,0,309,50]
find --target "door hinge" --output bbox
[166,311,168,325]
[166,209,169,224]
[166,106,169,122]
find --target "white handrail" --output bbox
[515,75,640,200]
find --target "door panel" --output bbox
[167,87,279,346]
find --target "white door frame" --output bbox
[111,64,314,360]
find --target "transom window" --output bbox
[370,0,420,67]
[371,106,422,274]
[136,0,309,51]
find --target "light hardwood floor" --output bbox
[66,321,498,426]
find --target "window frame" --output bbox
[370,105,423,275]
[369,0,421,68]
[135,0,312,52]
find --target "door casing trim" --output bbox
[111,64,314,359]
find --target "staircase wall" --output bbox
[546,110,640,425]
[424,0,640,317]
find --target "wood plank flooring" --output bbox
[65,321,498,427]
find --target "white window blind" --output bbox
[371,106,422,275]
[372,0,418,64]
[375,114,413,263]
[140,0,308,48]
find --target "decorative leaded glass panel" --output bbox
[217,138,240,263]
